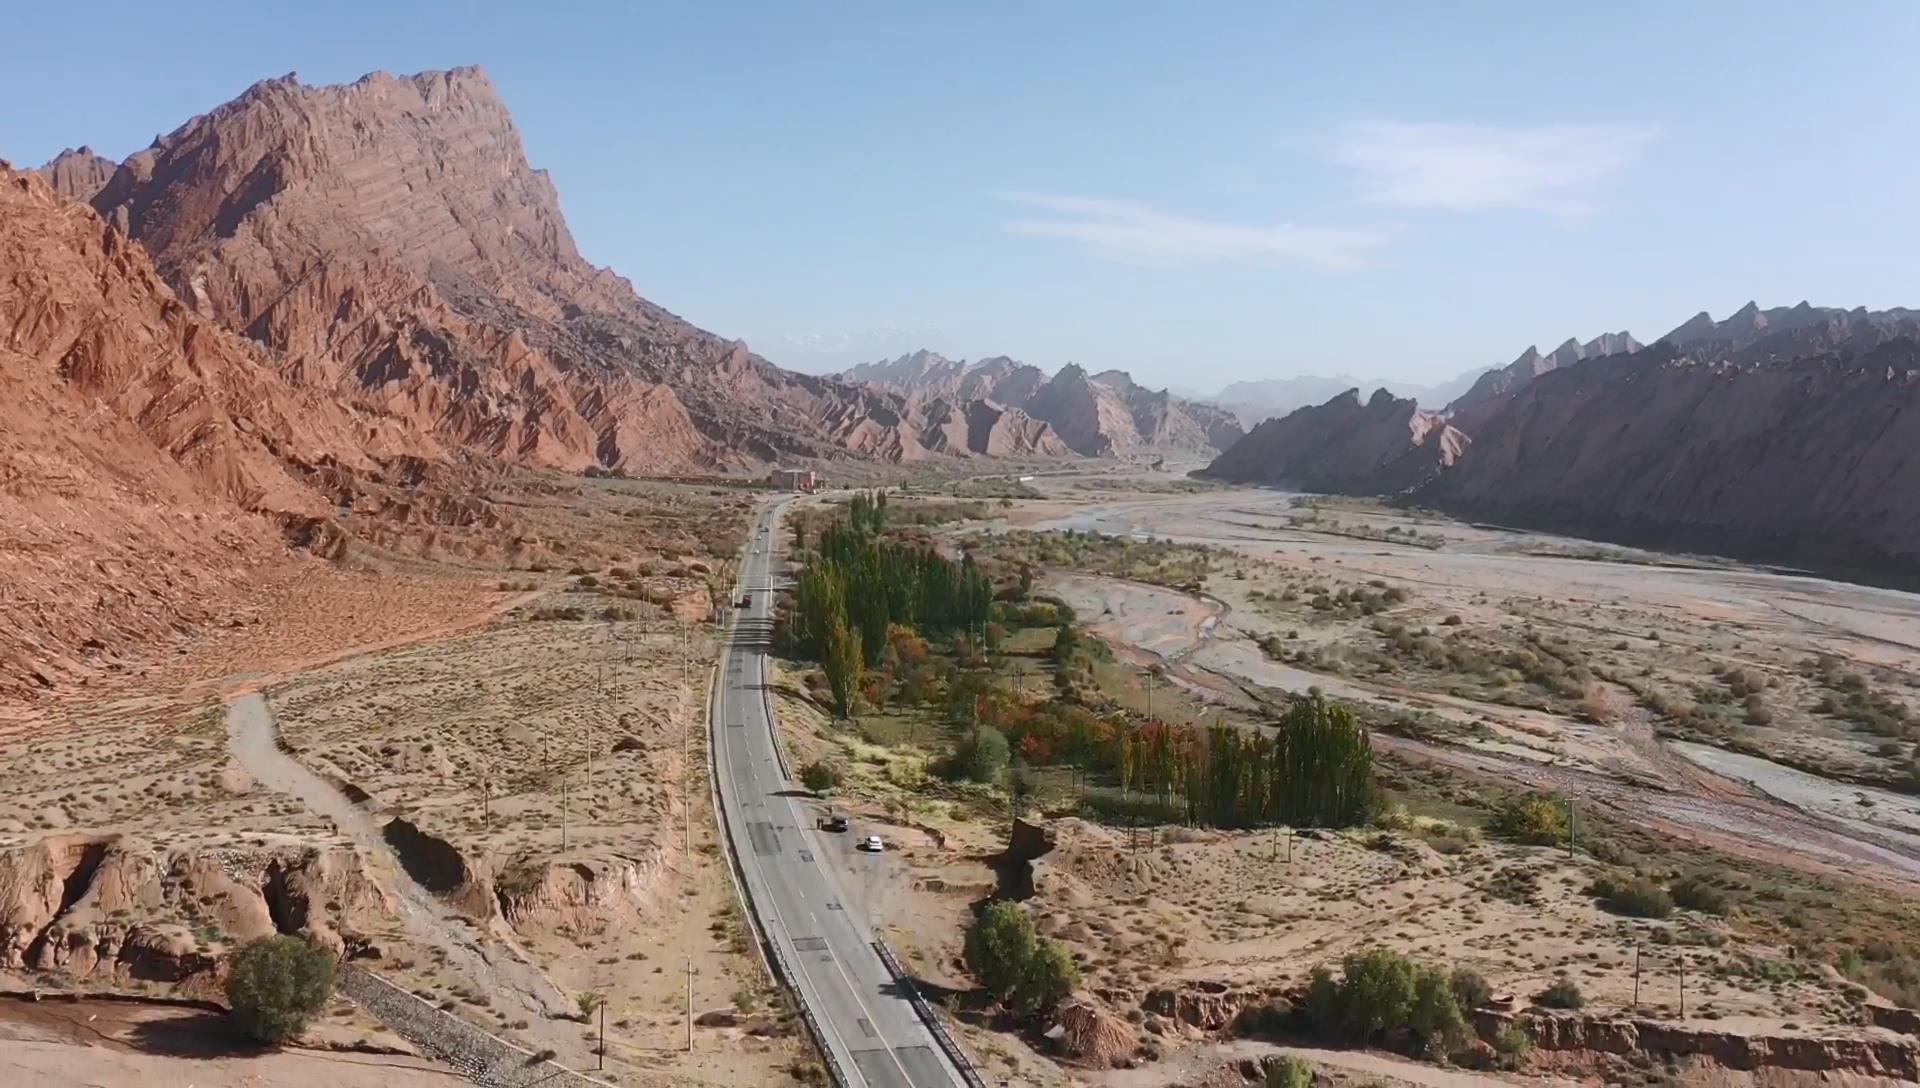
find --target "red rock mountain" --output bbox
[0,163,433,696]
[74,68,1041,470]
[1199,388,1468,494]
[842,352,1243,456]
[33,147,117,203]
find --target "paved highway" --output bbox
[710,497,963,1088]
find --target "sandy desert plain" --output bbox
[8,464,1920,1087]
[0,473,817,1087]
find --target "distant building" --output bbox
[768,467,819,493]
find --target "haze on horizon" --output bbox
[6,0,1919,393]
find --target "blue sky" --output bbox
[7,2,1920,391]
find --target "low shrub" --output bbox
[1490,794,1568,847]
[1535,977,1584,1009]
[1591,875,1673,918]
[1670,874,1729,915]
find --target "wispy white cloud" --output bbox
[1335,121,1657,217]
[998,191,1391,269]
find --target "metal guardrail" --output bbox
[871,939,989,1088]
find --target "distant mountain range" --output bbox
[1201,369,1490,428]
[839,351,1244,457]
[1202,302,1920,580]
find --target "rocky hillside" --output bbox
[1203,306,1920,579]
[843,352,1243,456]
[0,163,433,696]
[1421,340,1920,574]
[1199,388,1468,494]
[71,68,1036,470]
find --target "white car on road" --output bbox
[861,835,885,853]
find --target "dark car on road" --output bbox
[819,812,849,833]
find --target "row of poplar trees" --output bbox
[1114,695,1373,828]
[785,491,994,715]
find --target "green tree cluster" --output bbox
[963,902,1078,1017]
[225,935,336,1045]
[1303,947,1467,1056]
[1113,695,1374,829]
[784,499,994,718]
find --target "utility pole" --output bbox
[1633,943,1642,1009]
[1566,797,1576,859]
[598,999,606,1069]
[1679,958,1686,1019]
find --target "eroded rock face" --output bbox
[1200,387,1467,494]
[32,147,117,203]
[0,836,390,989]
[1421,342,1920,577]
[0,163,436,699]
[1478,1009,1920,1081]
[492,854,668,935]
[83,68,1027,472]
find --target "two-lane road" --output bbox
[711,498,963,1088]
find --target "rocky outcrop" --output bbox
[0,836,393,989]
[33,147,117,203]
[843,352,1243,456]
[1200,388,1468,493]
[492,854,669,935]
[1479,1008,1920,1081]
[1419,341,1920,578]
[1141,980,1253,1032]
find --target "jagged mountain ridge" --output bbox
[841,351,1243,456]
[1421,339,1920,575]
[1200,304,1920,579]
[1199,387,1468,493]
[70,68,1051,469]
[1445,330,1643,432]
[1206,367,1489,428]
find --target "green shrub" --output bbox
[1493,1023,1532,1066]
[1491,794,1568,847]
[964,902,1035,998]
[1012,938,1079,1016]
[939,726,1010,784]
[1449,967,1492,1011]
[1265,1055,1312,1088]
[1304,948,1464,1052]
[1670,875,1728,915]
[225,935,336,1044]
[963,901,1076,1018]
[799,760,841,794]
[1592,875,1673,918]
[1535,977,1585,1009]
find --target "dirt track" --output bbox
[225,694,580,1053]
